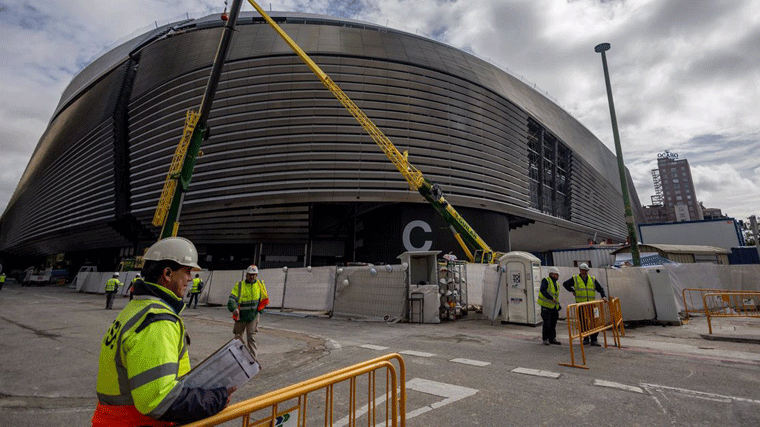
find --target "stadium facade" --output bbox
[0,12,643,270]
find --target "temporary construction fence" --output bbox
[559,298,622,370]
[183,353,406,427]
[703,291,760,334]
[75,263,760,324]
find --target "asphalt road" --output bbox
[1,282,759,426]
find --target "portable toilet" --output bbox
[499,251,541,325]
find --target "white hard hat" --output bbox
[135,273,141,278]
[113,272,120,277]
[245,265,259,275]
[143,237,201,270]
[578,263,590,271]
[548,267,560,275]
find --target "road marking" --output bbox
[641,383,760,404]
[360,344,389,351]
[594,379,643,394]
[333,378,477,427]
[450,358,491,367]
[511,367,561,379]
[406,378,478,409]
[399,350,436,358]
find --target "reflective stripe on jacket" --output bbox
[191,278,203,293]
[228,279,269,322]
[537,277,559,309]
[95,282,190,420]
[105,278,120,292]
[573,275,597,302]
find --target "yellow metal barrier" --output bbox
[681,288,745,322]
[703,292,760,334]
[559,299,621,369]
[608,297,625,338]
[185,353,406,427]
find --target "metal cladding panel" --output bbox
[1,64,131,255]
[126,21,534,246]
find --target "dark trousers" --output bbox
[105,291,116,309]
[541,307,559,341]
[188,292,200,308]
[578,307,599,342]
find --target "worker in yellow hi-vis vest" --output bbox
[228,265,269,359]
[562,263,607,346]
[93,237,233,426]
[538,267,562,345]
[188,273,204,309]
[104,273,121,310]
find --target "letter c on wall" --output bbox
[403,220,433,251]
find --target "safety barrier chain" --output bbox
[681,288,746,323]
[702,291,760,334]
[559,298,623,370]
[184,353,406,427]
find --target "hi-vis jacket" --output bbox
[190,277,203,294]
[105,278,121,292]
[227,279,269,323]
[93,280,227,426]
[562,274,606,303]
[537,276,560,309]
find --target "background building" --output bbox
[645,150,703,223]
[0,12,643,271]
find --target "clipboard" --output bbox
[182,338,260,390]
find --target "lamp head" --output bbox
[595,43,611,53]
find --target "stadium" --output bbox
[0,11,643,270]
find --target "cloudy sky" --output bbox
[1,0,758,221]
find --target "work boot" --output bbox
[590,340,601,347]
[543,339,550,345]
[550,340,561,345]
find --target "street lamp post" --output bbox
[594,42,641,266]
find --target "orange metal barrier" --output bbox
[703,292,760,334]
[681,288,744,322]
[559,299,621,369]
[608,297,625,338]
[185,353,406,427]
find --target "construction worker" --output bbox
[228,265,269,359]
[104,273,121,309]
[0,272,5,290]
[188,273,204,309]
[126,273,142,301]
[538,267,562,345]
[562,263,607,346]
[93,237,232,426]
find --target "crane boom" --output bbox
[247,0,503,262]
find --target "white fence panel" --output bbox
[481,264,501,321]
[258,268,286,308]
[74,272,91,292]
[732,265,760,292]
[466,263,486,307]
[333,265,406,319]
[282,266,334,311]
[206,270,244,306]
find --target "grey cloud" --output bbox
[644,0,737,38]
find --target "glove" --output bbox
[232,308,240,321]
